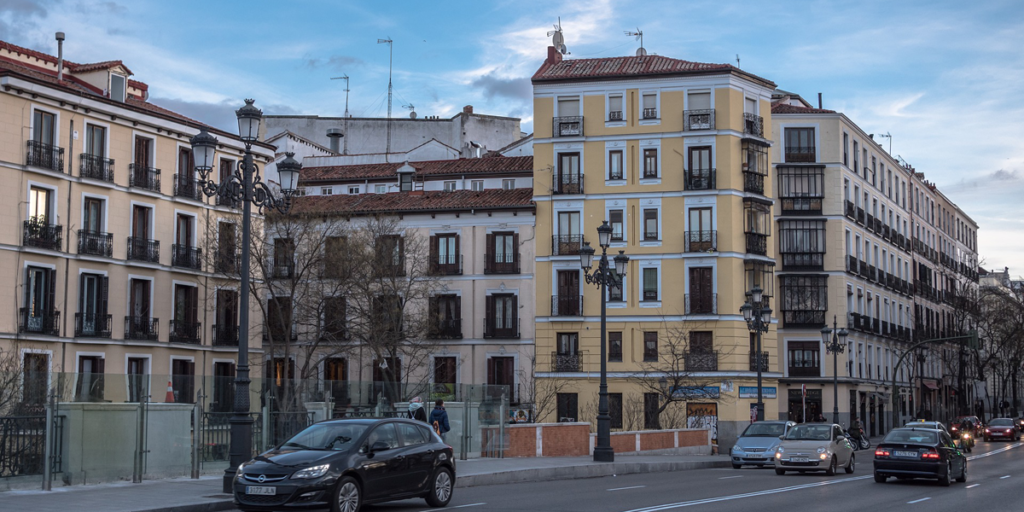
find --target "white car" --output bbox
[774,423,855,476]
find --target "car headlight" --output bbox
[776,446,784,453]
[817,447,826,454]
[732,445,742,453]
[292,464,330,479]
[237,462,246,473]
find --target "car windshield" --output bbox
[741,423,786,437]
[883,430,938,444]
[990,419,1013,426]
[785,425,831,441]
[282,423,369,451]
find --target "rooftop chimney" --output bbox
[546,46,563,65]
[55,32,65,81]
[326,128,343,153]
[463,105,474,115]
[817,92,822,109]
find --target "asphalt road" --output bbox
[235,439,1024,512]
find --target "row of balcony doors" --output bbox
[553,266,713,316]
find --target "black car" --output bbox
[873,427,967,486]
[233,418,455,512]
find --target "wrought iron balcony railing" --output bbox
[743,171,765,194]
[684,230,717,252]
[846,255,859,273]
[483,317,520,339]
[552,172,583,195]
[608,110,623,121]
[685,351,719,371]
[127,237,160,263]
[553,116,583,137]
[782,310,825,328]
[784,146,815,163]
[19,308,60,336]
[26,140,64,172]
[845,201,856,219]
[212,324,239,346]
[745,233,768,256]
[426,318,462,340]
[684,293,717,315]
[552,352,583,372]
[683,109,715,130]
[215,250,240,274]
[173,174,202,201]
[750,351,770,372]
[743,113,764,137]
[80,153,114,182]
[428,254,462,276]
[125,316,159,341]
[78,230,113,257]
[129,164,161,192]
[552,234,584,256]
[551,295,583,317]
[172,244,202,270]
[169,320,201,344]
[781,195,823,213]
[484,253,520,274]
[684,168,716,190]
[23,219,63,251]
[74,312,111,338]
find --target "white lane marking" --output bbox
[967,442,1023,461]
[1000,475,1010,479]
[718,476,743,480]
[421,504,484,512]
[966,484,980,488]
[908,498,931,504]
[608,486,647,491]
[622,475,872,512]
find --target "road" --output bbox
[234,439,1023,512]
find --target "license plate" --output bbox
[893,450,918,458]
[246,486,276,495]
[791,457,808,463]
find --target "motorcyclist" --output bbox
[848,416,865,448]
[956,417,975,452]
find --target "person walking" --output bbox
[429,399,451,441]
[408,396,427,422]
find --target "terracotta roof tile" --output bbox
[771,103,836,114]
[532,52,775,87]
[289,188,534,216]
[73,59,133,75]
[300,156,533,183]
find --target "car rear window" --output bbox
[883,430,938,444]
[990,419,1013,426]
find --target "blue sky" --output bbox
[2,0,1022,272]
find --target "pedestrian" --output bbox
[429,399,451,441]
[816,412,826,423]
[407,396,427,422]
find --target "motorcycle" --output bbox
[844,428,871,450]
[957,431,974,453]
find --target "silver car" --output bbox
[731,421,796,468]
[774,423,856,476]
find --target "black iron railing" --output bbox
[125,316,159,341]
[685,168,716,190]
[782,253,824,270]
[789,364,820,377]
[684,230,717,252]
[427,318,462,339]
[215,250,239,274]
[272,260,295,279]
[77,230,113,257]
[552,116,583,137]
[169,320,201,344]
[127,237,160,263]
[172,244,202,270]
[845,201,856,219]
[551,295,583,316]
[552,352,582,372]
[750,351,770,372]
[784,146,815,163]
[129,164,161,192]
[552,234,584,255]
[685,351,719,371]
[608,110,623,121]
[75,313,111,338]
[173,174,202,201]
[685,293,717,315]
[23,220,63,251]
[642,107,658,119]
[743,113,764,137]
[0,415,64,477]
[781,196,823,213]
[846,255,858,273]
[743,171,765,194]
[484,253,520,274]
[428,254,462,276]
[213,324,239,346]
[782,310,825,328]
[79,153,114,182]
[483,317,519,339]
[18,308,60,336]
[553,172,583,194]
[683,109,715,130]
[745,233,767,255]
[26,140,63,172]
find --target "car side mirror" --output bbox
[370,441,390,453]
[779,435,785,440]
[836,435,845,441]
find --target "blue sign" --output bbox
[671,386,721,400]
[739,386,777,399]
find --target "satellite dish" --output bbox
[558,43,568,55]
[409,111,417,119]
[547,17,569,55]
[636,47,647,57]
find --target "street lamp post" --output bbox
[190,99,301,493]
[820,316,849,424]
[580,221,629,463]
[740,286,772,422]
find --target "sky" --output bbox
[2,0,1022,272]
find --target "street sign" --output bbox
[738,386,777,399]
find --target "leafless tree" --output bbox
[519,353,574,423]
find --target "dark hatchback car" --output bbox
[233,418,455,512]
[873,427,966,486]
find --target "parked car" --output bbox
[731,421,796,468]
[984,418,1021,442]
[903,420,950,436]
[873,427,967,486]
[233,418,455,512]
[773,423,855,476]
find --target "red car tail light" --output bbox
[875,449,890,457]
[921,449,940,460]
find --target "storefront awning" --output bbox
[922,380,940,390]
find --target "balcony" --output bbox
[856,207,865,225]
[685,351,719,372]
[483,317,519,339]
[428,254,462,276]
[272,261,295,279]
[80,154,114,182]
[552,116,583,137]
[552,352,583,372]
[74,313,111,338]
[749,351,769,372]
[872,318,880,333]
[867,265,877,282]
[845,201,856,219]
[484,253,520,274]
[781,196,823,214]
[873,217,883,233]
[642,108,658,119]
[427,318,462,340]
[18,308,60,336]
[782,253,824,271]
[858,260,869,278]
[125,316,159,341]
[789,364,820,378]
[743,113,764,137]
[782,310,825,328]
[551,295,583,317]
[172,244,202,270]
[684,168,716,190]
[784,146,815,163]
[26,140,64,172]
[608,110,623,121]
[215,250,239,274]
[882,225,891,241]
[745,233,768,255]
[212,324,239,346]
[23,220,63,251]
[552,235,584,256]
[684,230,717,252]
[552,172,583,195]
[881,321,890,337]
[743,171,765,194]
[173,174,202,201]
[684,293,717,315]
[127,237,160,263]
[169,320,201,344]
[129,164,161,192]
[683,109,716,130]
[78,230,113,257]
[846,255,858,273]
[866,214,876,232]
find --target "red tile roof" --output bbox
[288,188,534,216]
[532,52,775,87]
[771,103,836,114]
[300,156,533,183]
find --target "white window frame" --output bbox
[604,199,627,247]
[321,187,333,196]
[637,259,662,308]
[605,140,627,184]
[605,91,627,127]
[348,186,359,194]
[502,179,515,190]
[444,181,457,192]
[638,89,661,126]
[638,198,662,247]
[638,139,661,185]
[471,180,484,192]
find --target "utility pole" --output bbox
[331,75,351,118]
[330,75,351,155]
[377,38,393,161]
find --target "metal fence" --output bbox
[0,415,63,478]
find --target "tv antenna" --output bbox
[331,75,351,118]
[377,37,394,160]
[403,103,417,119]
[547,17,569,55]
[736,54,741,68]
[876,132,893,155]
[625,28,645,57]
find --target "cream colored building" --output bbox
[531,47,779,448]
[0,39,272,410]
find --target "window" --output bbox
[608,94,623,121]
[274,238,295,278]
[642,267,659,302]
[471,180,484,192]
[434,357,457,391]
[788,341,820,377]
[33,109,56,145]
[743,200,771,255]
[609,210,624,242]
[778,167,823,212]
[487,357,516,401]
[427,294,461,339]
[320,186,333,195]
[608,269,623,302]
[110,74,126,102]
[76,355,105,402]
[170,284,199,342]
[784,128,815,162]
[555,152,581,194]
[486,232,519,274]
[644,393,660,429]
[430,233,459,274]
[22,353,48,406]
[686,207,713,252]
[485,294,518,338]
[643,209,659,241]
[685,146,713,190]
[374,235,404,275]
[608,332,623,362]
[22,266,57,334]
[323,236,349,278]
[267,297,293,341]
[608,150,623,180]
[843,132,849,166]
[83,196,104,234]
[444,181,456,192]
[399,173,413,192]
[171,359,195,404]
[685,92,713,130]
[687,267,714,314]
[643,332,658,361]
[744,261,774,304]
[323,296,347,340]
[216,222,238,273]
[642,93,657,119]
[780,275,828,327]
[643,148,658,178]
[557,393,578,422]
[608,393,623,429]
[398,422,428,446]
[348,186,359,194]
[779,220,826,269]
[85,124,106,159]
[375,184,386,194]
[29,186,52,223]
[502,179,515,190]
[214,289,238,346]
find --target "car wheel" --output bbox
[874,473,886,483]
[956,461,967,483]
[425,466,454,507]
[332,476,361,512]
[775,468,786,475]
[825,456,837,476]
[938,461,951,487]
[732,463,742,469]
[845,454,855,474]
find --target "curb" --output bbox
[455,459,731,488]
[139,500,236,512]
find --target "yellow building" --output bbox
[531,47,778,447]
[0,39,272,410]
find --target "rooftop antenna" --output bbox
[377,37,394,161]
[403,103,417,119]
[876,132,893,155]
[736,54,740,68]
[330,75,351,118]
[547,17,569,55]
[625,28,645,57]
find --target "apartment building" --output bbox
[771,91,979,433]
[531,47,779,448]
[0,38,272,410]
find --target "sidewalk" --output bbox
[0,453,730,512]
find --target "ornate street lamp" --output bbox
[741,286,772,421]
[820,316,849,424]
[580,221,628,462]
[190,99,299,492]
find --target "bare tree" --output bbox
[519,353,574,423]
